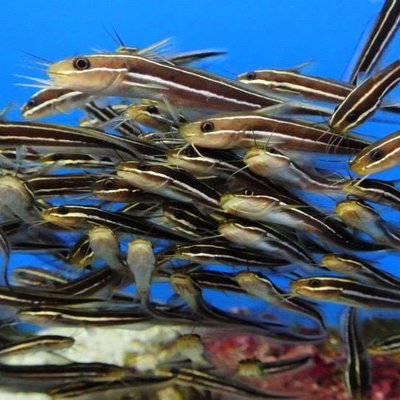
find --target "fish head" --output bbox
[47,54,129,93]
[290,277,342,300]
[349,133,399,176]
[40,206,87,228]
[179,116,244,149]
[219,191,275,219]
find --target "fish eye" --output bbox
[138,163,151,171]
[51,153,62,161]
[172,209,185,219]
[245,71,256,80]
[73,57,91,71]
[345,111,359,123]
[103,179,116,190]
[268,147,277,154]
[369,149,383,161]
[57,206,69,215]
[200,121,215,133]
[243,189,254,196]
[185,147,196,157]
[308,279,321,288]
[146,105,159,114]
[25,99,36,109]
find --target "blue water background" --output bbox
[1,0,400,328]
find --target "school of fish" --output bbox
[1,1,400,399]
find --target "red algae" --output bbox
[371,356,400,400]
[203,332,400,400]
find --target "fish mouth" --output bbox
[165,150,179,165]
[220,195,269,218]
[243,151,263,165]
[47,62,75,88]
[340,180,354,192]
[179,125,196,140]
[218,222,229,236]
[289,281,299,291]
[40,209,51,220]
[116,161,139,173]
[219,226,242,242]
[348,158,367,176]
[320,254,336,267]
[219,194,237,211]
[334,201,350,216]
[244,146,263,158]
[289,285,309,297]
[166,149,178,158]
[235,272,256,288]
[47,62,63,79]
[335,202,358,221]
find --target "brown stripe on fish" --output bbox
[330,60,400,133]
[349,0,400,84]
